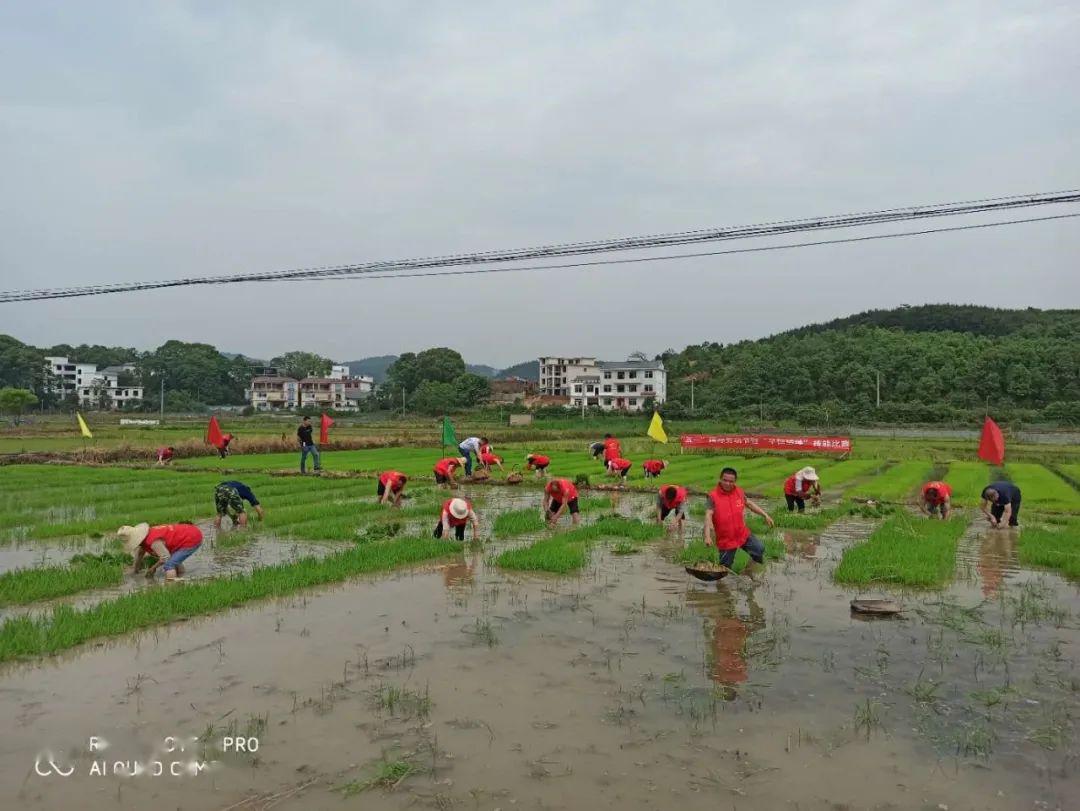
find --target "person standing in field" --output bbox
[213,480,265,529]
[457,436,487,477]
[607,456,632,481]
[544,478,581,527]
[656,484,688,537]
[642,459,668,479]
[525,453,551,478]
[920,480,952,520]
[434,456,466,488]
[156,446,175,466]
[297,416,321,474]
[981,481,1022,529]
[118,522,203,582]
[704,467,775,574]
[603,434,622,465]
[378,470,408,506]
[435,497,479,541]
[783,466,820,512]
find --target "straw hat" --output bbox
[456,456,467,466]
[799,466,819,481]
[449,498,469,520]
[117,523,150,553]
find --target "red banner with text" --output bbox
[679,434,852,454]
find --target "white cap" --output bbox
[449,498,469,520]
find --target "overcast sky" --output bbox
[1,1,1078,367]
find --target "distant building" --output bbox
[330,364,350,380]
[43,357,144,409]
[537,356,666,412]
[489,377,537,404]
[246,376,300,411]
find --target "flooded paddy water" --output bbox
[0,488,1077,810]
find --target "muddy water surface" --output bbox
[1,493,1077,810]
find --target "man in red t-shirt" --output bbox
[434,498,478,541]
[118,522,203,581]
[433,457,466,488]
[643,459,668,479]
[920,480,953,520]
[704,467,775,573]
[656,485,688,538]
[525,454,551,478]
[479,451,504,473]
[378,470,408,506]
[602,434,622,464]
[607,457,632,481]
[545,479,581,527]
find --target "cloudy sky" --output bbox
[1,1,1077,367]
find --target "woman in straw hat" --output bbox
[783,466,821,513]
[434,497,479,542]
[118,522,204,581]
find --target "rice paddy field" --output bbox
[1,435,1078,810]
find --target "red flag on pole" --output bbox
[320,413,334,445]
[977,416,1005,465]
[206,416,225,449]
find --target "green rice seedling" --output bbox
[853,698,886,738]
[1017,521,1080,579]
[1003,463,1080,512]
[610,541,639,555]
[496,539,587,573]
[493,507,546,538]
[0,537,459,662]
[833,514,968,587]
[337,757,415,795]
[847,462,934,503]
[68,551,132,566]
[0,558,125,607]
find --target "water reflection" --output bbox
[976,529,1019,597]
[685,584,765,690]
[781,530,819,560]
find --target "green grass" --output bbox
[1003,463,1080,512]
[1017,519,1080,579]
[833,514,968,587]
[0,556,126,607]
[0,536,460,662]
[747,501,897,531]
[492,496,610,538]
[847,461,934,502]
[943,461,1000,507]
[495,516,664,573]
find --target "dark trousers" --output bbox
[991,498,1021,526]
[785,494,805,512]
[434,521,466,540]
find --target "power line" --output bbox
[1,189,1078,302]
[280,213,1080,283]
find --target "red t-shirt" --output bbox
[527,454,550,467]
[142,524,203,554]
[610,457,632,472]
[660,486,688,509]
[379,471,406,491]
[603,438,621,461]
[480,452,501,465]
[643,460,665,475]
[922,481,952,504]
[441,499,473,527]
[784,475,815,496]
[707,486,751,550]
[157,447,173,461]
[479,443,492,456]
[546,479,579,502]
[434,458,460,477]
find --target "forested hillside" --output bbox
[660,305,1080,424]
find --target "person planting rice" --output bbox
[479,451,504,472]
[642,459,668,478]
[783,466,820,512]
[525,453,551,478]
[434,497,478,541]
[297,416,321,474]
[218,433,234,459]
[156,446,175,466]
[603,433,622,465]
[544,478,581,527]
[589,441,605,460]
[378,470,408,506]
[704,467,775,575]
[118,522,203,582]
[213,480,264,529]
[656,484,688,537]
[607,457,633,481]
[434,456,466,488]
[981,481,1022,529]
[457,436,488,477]
[920,480,952,520]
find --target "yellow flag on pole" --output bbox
[647,411,667,443]
[76,412,93,439]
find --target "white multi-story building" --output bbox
[43,357,144,409]
[537,356,666,412]
[246,376,300,411]
[330,364,350,380]
[246,370,374,412]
